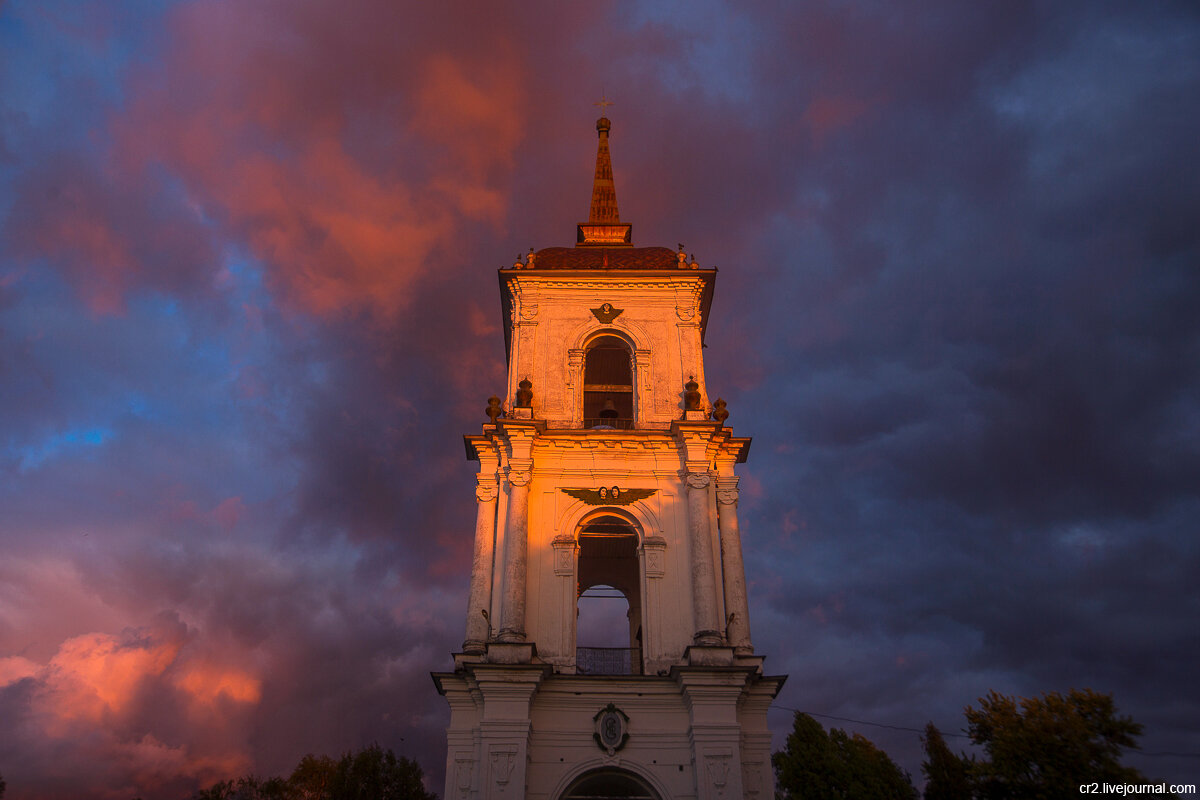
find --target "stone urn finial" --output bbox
[515,378,533,408]
[486,396,503,423]
[684,376,701,411]
[712,398,729,424]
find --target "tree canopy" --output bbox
[774,711,918,800]
[192,744,436,800]
[962,689,1145,799]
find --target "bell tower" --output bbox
[433,113,786,800]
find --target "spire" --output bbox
[577,101,633,247]
[589,116,619,224]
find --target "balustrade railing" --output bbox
[576,647,642,675]
[584,418,634,430]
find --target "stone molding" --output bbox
[507,276,709,291]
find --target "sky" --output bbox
[1,1,1198,797]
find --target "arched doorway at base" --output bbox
[558,767,662,800]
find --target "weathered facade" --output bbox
[433,115,785,800]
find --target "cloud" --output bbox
[98,2,529,321]
[0,614,258,799]
[2,0,1199,796]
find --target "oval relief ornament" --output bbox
[593,704,630,755]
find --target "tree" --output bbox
[323,744,435,800]
[964,689,1145,800]
[192,776,290,800]
[288,754,337,800]
[921,722,971,800]
[774,712,918,800]
[192,744,436,800]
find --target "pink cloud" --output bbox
[98,4,529,321]
[4,615,263,798]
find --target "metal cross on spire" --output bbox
[594,94,614,114]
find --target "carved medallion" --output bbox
[590,302,624,323]
[593,703,630,755]
[561,487,656,506]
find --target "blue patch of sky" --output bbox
[616,0,761,109]
[2,1,179,113]
[1,259,297,509]
[221,248,270,302]
[0,6,120,139]
[10,425,113,473]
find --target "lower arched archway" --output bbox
[558,767,662,800]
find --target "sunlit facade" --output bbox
[433,115,785,800]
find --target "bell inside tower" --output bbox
[583,336,634,428]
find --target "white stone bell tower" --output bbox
[433,113,786,800]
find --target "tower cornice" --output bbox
[498,268,717,363]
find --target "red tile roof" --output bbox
[532,246,680,270]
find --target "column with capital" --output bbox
[716,476,753,655]
[463,475,499,654]
[686,471,723,645]
[498,465,531,642]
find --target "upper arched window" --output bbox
[583,336,633,429]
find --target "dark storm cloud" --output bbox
[683,0,1200,783]
[2,0,1198,796]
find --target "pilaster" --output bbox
[738,674,787,800]
[675,668,753,800]
[435,664,550,800]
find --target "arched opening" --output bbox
[559,768,662,800]
[576,584,630,647]
[583,335,634,429]
[576,515,641,675]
